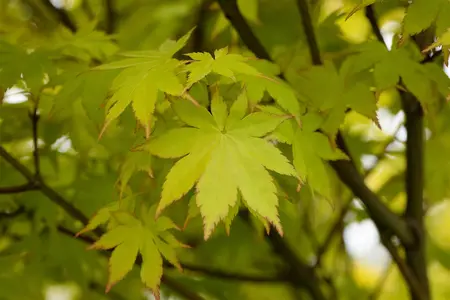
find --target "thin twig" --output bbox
[0,146,91,227]
[380,236,426,300]
[0,183,39,194]
[296,0,321,65]
[365,6,431,299]
[315,123,404,266]
[30,103,41,179]
[104,0,115,34]
[41,0,77,32]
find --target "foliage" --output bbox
[1,0,450,299]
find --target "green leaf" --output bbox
[211,91,228,131]
[106,233,140,292]
[140,229,163,296]
[227,112,289,137]
[403,0,444,35]
[185,47,260,85]
[154,98,294,237]
[76,202,119,236]
[145,128,202,158]
[292,129,345,198]
[171,100,218,130]
[157,138,218,215]
[226,90,249,128]
[196,137,238,239]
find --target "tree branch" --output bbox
[365,5,431,299]
[104,0,115,34]
[216,0,271,61]
[167,261,287,283]
[401,90,429,300]
[380,236,427,300]
[296,0,321,65]
[30,103,41,179]
[294,0,414,246]
[0,146,91,227]
[0,183,39,194]
[41,0,77,32]
[365,6,384,43]
[330,134,414,245]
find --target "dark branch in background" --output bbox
[365,6,384,43]
[295,0,321,65]
[0,206,26,219]
[0,182,38,194]
[217,0,271,61]
[104,0,115,34]
[295,0,414,247]
[41,0,77,32]
[30,103,41,179]
[365,5,431,300]
[315,124,404,267]
[401,87,429,299]
[381,236,426,300]
[0,146,91,227]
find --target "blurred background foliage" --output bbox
[1,0,450,299]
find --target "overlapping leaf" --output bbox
[184,47,261,87]
[94,29,194,137]
[78,206,184,299]
[344,42,450,112]
[297,62,378,136]
[146,93,296,239]
[292,127,348,199]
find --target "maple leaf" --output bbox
[184,47,261,87]
[79,205,184,298]
[92,29,194,138]
[147,92,296,239]
[297,62,378,137]
[344,43,450,113]
[237,59,302,116]
[292,128,348,199]
[403,0,446,36]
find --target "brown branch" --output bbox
[30,103,41,179]
[0,146,92,227]
[0,183,39,194]
[216,0,271,61]
[41,0,77,32]
[380,236,427,300]
[365,6,384,43]
[296,0,321,65]
[104,0,115,34]
[401,90,429,300]
[167,262,287,283]
[294,0,414,246]
[365,6,431,299]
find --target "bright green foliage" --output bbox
[148,93,296,239]
[343,41,450,112]
[95,29,194,137]
[80,205,183,298]
[185,47,261,87]
[403,0,448,36]
[293,129,348,198]
[297,62,378,136]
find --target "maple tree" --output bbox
[2,0,450,299]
